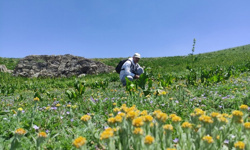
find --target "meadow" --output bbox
[0,45,250,150]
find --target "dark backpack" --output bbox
[115,59,130,74]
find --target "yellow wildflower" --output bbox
[217,116,228,123]
[15,128,26,135]
[202,135,214,144]
[140,110,148,116]
[181,122,192,129]
[172,116,182,122]
[18,108,23,111]
[108,117,116,124]
[216,135,220,140]
[244,122,250,129]
[156,112,168,122]
[109,114,113,117]
[115,115,123,123]
[34,97,40,101]
[72,105,77,109]
[46,106,51,110]
[133,128,143,135]
[194,108,205,116]
[117,112,126,117]
[126,111,138,120]
[144,115,154,122]
[56,104,61,107]
[153,109,162,116]
[199,115,213,124]
[132,117,144,127]
[169,114,177,119]
[239,104,248,110]
[113,103,117,106]
[73,136,87,148]
[222,113,230,118]
[166,148,176,150]
[163,124,173,131]
[81,115,91,122]
[67,104,71,107]
[38,132,47,138]
[210,112,220,118]
[113,107,120,112]
[232,110,243,117]
[144,135,154,145]
[234,141,245,150]
[100,128,114,140]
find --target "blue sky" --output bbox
[1,0,250,58]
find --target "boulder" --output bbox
[0,65,13,73]
[13,54,114,77]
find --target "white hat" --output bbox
[133,53,141,58]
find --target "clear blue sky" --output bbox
[1,0,250,58]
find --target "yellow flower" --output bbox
[144,115,153,122]
[216,135,220,140]
[156,112,168,122]
[100,128,114,140]
[38,132,47,138]
[234,141,245,150]
[46,106,51,110]
[117,112,126,117]
[244,122,250,129]
[163,124,173,131]
[199,115,213,124]
[166,148,176,150]
[126,111,138,120]
[56,104,61,107]
[232,110,243,117]
[172,116,182,122]
[222,113,230,118]
[133,128,143,135]
[34,97,40,101]
[132,117,144,127]
[73,136,87,148]
[169,97,174,100]
[113,107,120,112]
[239,104,248,110]
[202,135,214,144]
[194,108,205,116]
[169,114,177,119]
[18,108,23,111]
[15,128,26,135]
[181,122,192,129]
[210,112,220,118]
[153,110,162,116]
[113,103,117,106]
[72,105,77,109]
[81,115,91,122]
[67,104,71,107]
[144,135,154,145]
[108,117,116,124]
[113,127,119,132]
[140,110,148,116]
[114,115,123,123]
[109,113,113,117]
[217,116,228,123]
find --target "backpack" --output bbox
[115,59,130,74]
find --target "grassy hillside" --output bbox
[1,44,250,73]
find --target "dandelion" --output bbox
[15,128,26,135]
[239,104,248,110]
[202,135,214,144]
[73,136,87,148]
[210,112,220,118]
[67,104,71,107]
[144,135,154,145]
[132,117,144,127]
[133,128,143,135]
[166,148,176,150]
[113,103,117,106]
[140,110,148,116]
[81,115,91,122]
[34,97,40,101]
[38,132,47,138]
[156,112,168,122]
[181,122,192,129]
[169,114,177,119]
[217,116,228,123]
[126,111,138,120]
[56,104,61,107]
[234,141,245,150]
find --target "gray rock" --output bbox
[13,54,114,77]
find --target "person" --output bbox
[119,53,144,86]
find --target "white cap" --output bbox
[133,53,141,58]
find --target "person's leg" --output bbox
[136,68,144,75]
[121,75,133,86]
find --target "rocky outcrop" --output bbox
[0,65,13,73]
[13,54,114,77]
